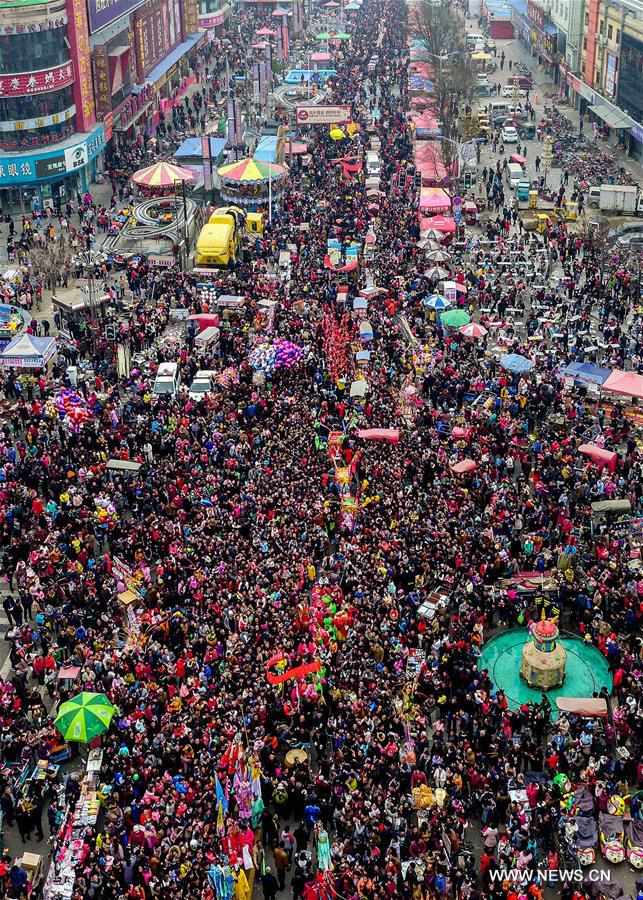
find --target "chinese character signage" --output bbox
[0,63,74,98]
[133,0,180,80]
[0,124,105,186]
[87,0,145,34]
[182,0,198,36]
[92,45,112,116]
[527,0,544,29]
[66,0,96,132]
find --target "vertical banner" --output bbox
[92,46,112,118]
[66,0,96,132]
[201,135,212,192]
[226,97,243,149]
[276,26,283,61]
[181,0,199,37]
[280,22,289,61]
[252,62,262,103]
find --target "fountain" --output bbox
[520,616,567,690]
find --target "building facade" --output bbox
[0,0,105,210]
[0,0,204,210]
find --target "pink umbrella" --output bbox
[454,282,468,293]
[459,322,488,339]
[451,459,478,474]
[256,26,277,34]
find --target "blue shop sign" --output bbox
[0,125,105,187]
[631,124,643,144]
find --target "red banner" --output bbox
[66,0,96,132]
[0,62,74,98]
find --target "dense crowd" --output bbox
[0,1,642,899]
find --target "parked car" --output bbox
[502,84,528,98]
[502,125,519,144]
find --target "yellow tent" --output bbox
[471,51,491,61]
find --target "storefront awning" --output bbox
[589,103,636,130]
[145,32,201,87]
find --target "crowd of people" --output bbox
[0,1,642,899]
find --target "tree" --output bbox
[411,0,474,180]
[29,237,73,296]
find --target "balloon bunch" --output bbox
[54,389,92,430]
[94,496,118,530]
[310,583,355,647]
[273,338,304,369]
[249,340,304,376]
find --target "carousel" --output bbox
[217,158,288,210]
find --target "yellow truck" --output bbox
[194,207,264,267]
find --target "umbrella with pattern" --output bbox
[131,161,194,189]
[218,158,286,183]
[55,692,116,743]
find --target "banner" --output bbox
[296,105,351,125]
[67,0,96,131]
[0,63,74,98]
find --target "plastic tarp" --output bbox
[414,141,448,184]
[602,368,643,399]
[563,362,612,385]
[578,443,617,473]
[412,109,440,137]
[357,428,400,443]
[555,697,608,718]
[419,187,451,212]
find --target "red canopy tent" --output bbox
[357,428,400,443]
[414,141,450,185]
[451,459,477,474]
[602,369,643,399]
[419,214,456,233]
[578,443,618,473]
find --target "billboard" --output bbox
[133,0,181,80]
[0,62,74,98]
[295,105,351,125]
[67,0,96,132]
[87,0,145,35]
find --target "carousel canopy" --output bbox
[218,158,287,183]
[131,161,194,188]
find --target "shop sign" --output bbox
[0,124,105,186]
[182,0,199,36]
[0,62,74,98]
[93,46,112,117]
[1,16,67,33]
[68,0,97,131]
[150,255,175,267]
[103,110,114,141]
[631,125,643,144]
[295,104,351,125]
[87,0,146,35]
[0,105,75,133]
[199,11,225,27]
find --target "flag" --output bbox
[215,774,228,814]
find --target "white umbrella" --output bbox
[425,266,449,280]
[426,249,450,262]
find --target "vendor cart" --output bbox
[463,200,478,225]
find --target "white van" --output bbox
[153,362,181,397]
[466,32,485,49]
[194,325,220,351]
[507,162,524,188]
[365,151,381,177]
[490,100,511,116]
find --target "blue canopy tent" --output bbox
[562,362,611,386]
[500,353,534,374]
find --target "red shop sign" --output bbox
[0,62,74,98]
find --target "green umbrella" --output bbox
[440,309,470,329]
[54,692,116,743]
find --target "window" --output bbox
[583,37,587,50]
[585,12,589,26]
[608,24,613,40]
[616,29,620,42]
[595,68,600,84]
[599,19,604,33]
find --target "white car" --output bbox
[502,84,527,98]
[188,370,216,401]
[502,126,519,144]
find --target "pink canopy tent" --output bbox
[578,443,618,473]
[311,51,332,61]
[451,459,477,474]
[414,141,449,185]
[419,187,451,213]
[602,369,643,399]
[412,109,439,131]
[357,428,400,443]
[419,214,456,233]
